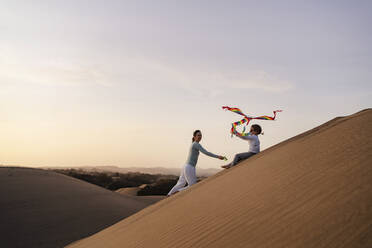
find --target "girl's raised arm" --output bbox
[233,130,255,140]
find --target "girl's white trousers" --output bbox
[167,164,197,196]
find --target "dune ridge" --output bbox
[116,186,166,203]
[116,186,144,196]
[67,109,372,248]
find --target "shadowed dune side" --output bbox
[67,109,372,248]
[0,168,161,248]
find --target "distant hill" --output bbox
[50,168,178,195]
[42,165,221,177]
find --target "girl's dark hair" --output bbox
[192,130,201,142]
[251,124,263,135]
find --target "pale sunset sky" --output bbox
[1,1,371,169]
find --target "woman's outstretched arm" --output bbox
[194,143,220,158]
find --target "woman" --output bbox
[167,130,225,196]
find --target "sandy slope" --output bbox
[116,186,166,203]
[116,185,146,196]
[67,109,372,248]
[0,168,162,248]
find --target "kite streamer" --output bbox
[222,106,282,137]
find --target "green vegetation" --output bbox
[52,169,179,195]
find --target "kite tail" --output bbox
[222,106,247,117]
[230,116,251,136]
[273,110,283,119]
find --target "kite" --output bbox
[222,106,282,137]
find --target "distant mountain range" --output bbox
[41,165,222,177]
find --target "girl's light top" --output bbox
[186,142,219,167]
[236,133,260,153]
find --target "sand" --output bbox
[0,167,163,248]
[67,109,372,248]
[116,186,166,204]
[116,186,143,196]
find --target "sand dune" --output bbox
[116,186,166,204]
[0,168,162,248]
[67,109,372,248]
[116,185,146,196]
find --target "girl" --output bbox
[221,124,262,169]
[167,130,225,196]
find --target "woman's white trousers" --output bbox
[167,164,197,196]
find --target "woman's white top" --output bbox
[186,142,219,167]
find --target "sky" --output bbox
[1,0,371,169]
